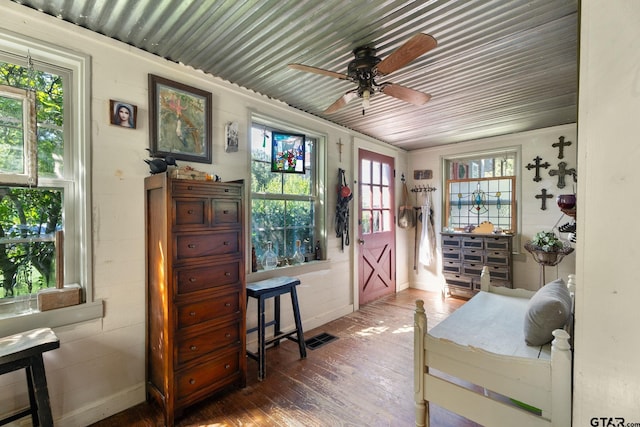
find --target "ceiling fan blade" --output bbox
[324,91,358,114]
[288,63,349,80]
[375,33,437,76]
[381,83,431,105]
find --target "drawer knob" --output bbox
[189,378,196,385]
[187,186,193,190]
[187,209,194,214]
[223,210,229,214]
[224,272,231,276]
[225,333,231,338]
[190,345,197,351]
[224,364,231,369]
[223,241,230,246]
[189,277,197,282]
[224,189,229,192]
[189,311,196,316]
[188,244,196,249]
[224,302,231,307]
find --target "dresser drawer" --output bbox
[441,234,461,249]
[442,261,461,274]
[176,290,241,329]
[175,349,241,401]
[442,247,461,261]
[485,236,511,251]
[485,250,510,266]
[176,261,241,295]
[176,320,241,366]
[462,236,484,249]
[462,249,483,263]
[444,274,473,290]
[174,198,208,228]
[485,265,510,281]
[175,231,240,261]
[212,200,241,225]
[173,180,242,198]
[462,262,483,277]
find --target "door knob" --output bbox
[358,239,365,245]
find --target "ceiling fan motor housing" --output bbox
[348,47,381,97]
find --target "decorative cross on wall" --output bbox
[336,138,343,163]
[549,161,576,189]
[535,188,554,210]
[526,156,551,182]
[552,136,572,159]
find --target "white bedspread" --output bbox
[429,291,551,360]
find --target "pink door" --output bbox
[358,149,396,305]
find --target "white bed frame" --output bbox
[414,271,574,427]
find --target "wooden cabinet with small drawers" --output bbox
[441,232,513,296]
[145,174,245,427]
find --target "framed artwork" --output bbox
[148,74,212,163]
[109,100,137,129]
[225,121,239,153]
[0,85,37,186]
[270,131,305,173]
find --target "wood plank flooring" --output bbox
[89,288,480,427]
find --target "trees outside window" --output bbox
[0,60,64,301]
[250,123,320,268]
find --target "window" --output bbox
[443,150,518,233]
[0,31,92,323]
[250,116,325,270]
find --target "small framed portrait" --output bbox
[110,100,137,129]
[225,121,239,153]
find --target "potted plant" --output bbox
[524,231,574,266]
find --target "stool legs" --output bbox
[29,355,54,427]
[290,286,307,359]
[257,296,266,381]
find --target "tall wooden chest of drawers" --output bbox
[145,174,246,427]
[441,232,513,296]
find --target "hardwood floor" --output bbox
[89,288,480,427]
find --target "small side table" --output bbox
[0,327,60,427]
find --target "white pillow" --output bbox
[523,278,572,346]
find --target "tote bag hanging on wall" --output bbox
[397,182,415,229]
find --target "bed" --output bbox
[414,269,575,427]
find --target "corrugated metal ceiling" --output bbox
[11,0,578,150]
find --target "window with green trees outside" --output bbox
[0,59,64,308]
[250,122,322,269]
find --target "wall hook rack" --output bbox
[411,185,437,193]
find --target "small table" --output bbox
[246,276,306,380]
[0,327,60,426]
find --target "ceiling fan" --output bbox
[289,33,437,115]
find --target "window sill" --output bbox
[0,299,104,337]
[248,259,331,283]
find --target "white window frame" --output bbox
[0,30,101,335]
[249,112,327,277]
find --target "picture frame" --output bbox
[270,131,305,174]
[109,100,137,129]
[225,121,239,153]
[148,74,212,164]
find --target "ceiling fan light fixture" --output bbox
[362,88,371,109]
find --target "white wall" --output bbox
[407,124,577,293]
[0,2,409,425]
[574,0,640,424]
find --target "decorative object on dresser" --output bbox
[145,174,245,427]
[440,231,513,297]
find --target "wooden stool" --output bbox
[0,328,59,427]
[246,276,306,380]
